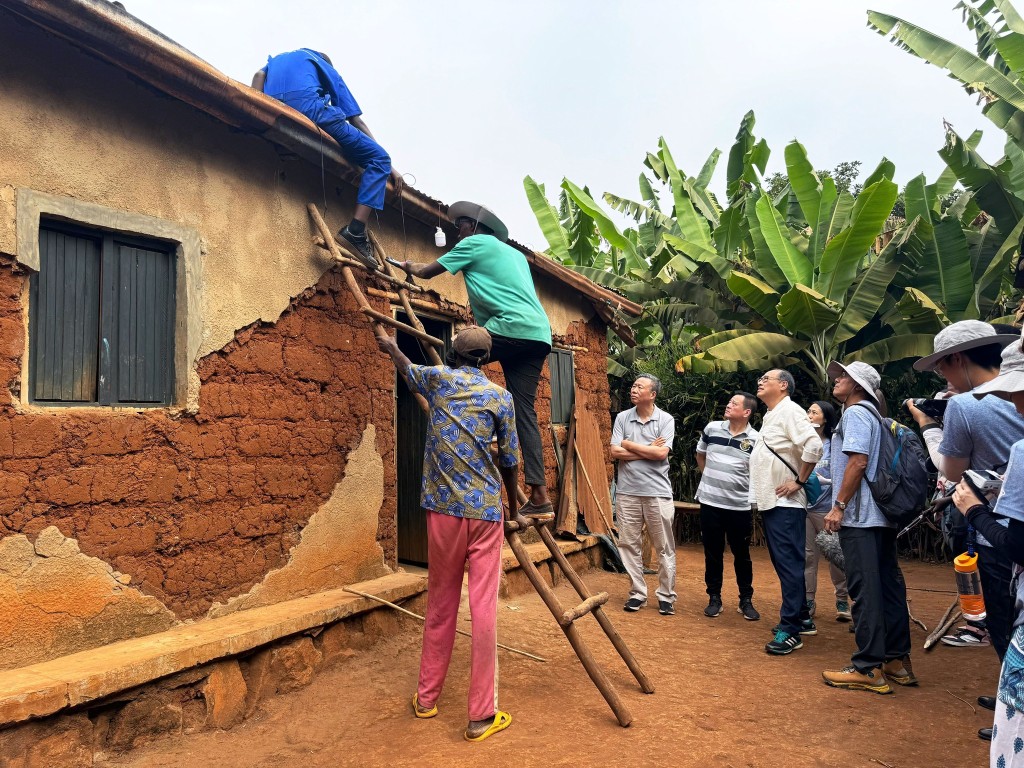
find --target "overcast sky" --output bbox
[129,0,1002,251]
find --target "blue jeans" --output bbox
[762,505,808,635]
[279,94,391,210]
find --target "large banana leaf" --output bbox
[811,184,853,268]
[714,203,749,258]
[726,272,780,324]
[696,149,722,189]
[562,179,639,263]
[862,157,896,188]
[523,176,570,262]
[939,128,1024,228]
[776,284,841,337]
[604,192,677,230]
[915,214,975,316]
[645,302,700,330]
[882,288,950,335]
[746,191,789,290]
[676,351,799,374]
[564,265,662,302]
[970,215,1024,317]
[832,218,920,345]
[684,178,722,228]
[754,194,813,287]
[696,328,761,350]
[784,141,822,229]
[703,331,807,362]
[565,199,600,267]
[930,130,983,199]
[844,333,937,366]
[726,111,757,198]
[663,233,732,278]
[867,12,1024,117]
[986,0,1024,34]
[816,179,898,303]
[904,173,936,222]
[639,173,661,209]
[672,187,715,252]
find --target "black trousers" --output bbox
[699,503,754,600]
[839,526,911,672]
[978,544,1015,661]
[488,335,551,488]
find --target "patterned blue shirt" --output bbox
[406,364,519,521]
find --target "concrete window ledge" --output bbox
[0,571,426,727]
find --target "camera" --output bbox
[909,398,948,424]
[964,469,1003,497]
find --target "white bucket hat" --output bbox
[913,320,1018,372]
[971,337,1024,400]
[826,360,881,403]
[448,201,509,242]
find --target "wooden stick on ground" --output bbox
[342,587,548,663]
[924,599,962,651]
[906,598,928,633]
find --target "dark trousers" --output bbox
[699,503,754,600]
[978,544,1015,661]
[762,506,808,635]
[488,335,551,488]
[839,526,911,672]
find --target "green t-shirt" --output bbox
[437,235,552,345]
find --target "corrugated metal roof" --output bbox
[0,0,643,325]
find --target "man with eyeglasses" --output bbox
[907,321,1021,739]
[611,374,676,615]
[400,202,554,520]
[749,369,823,655]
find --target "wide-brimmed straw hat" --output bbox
[913,320,1018,372]
[972,337,1024,400]
[826,360,881,403]
[448,201,509,242]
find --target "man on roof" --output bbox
[399,202,554,520]
[252,48,402,270]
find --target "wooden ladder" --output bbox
[307,204,654,726]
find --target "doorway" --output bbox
[395,313,451,566]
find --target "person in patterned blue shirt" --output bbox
[376,326,523,743]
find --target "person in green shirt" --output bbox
[398,201,554,518]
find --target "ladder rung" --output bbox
[559,592,609,626]
[360,307,445,347]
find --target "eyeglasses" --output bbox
[758,375,781,383]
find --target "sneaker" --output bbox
[799,619,817,636]
[737,600,760,621]
[338,225,379,271]
[623,598,645,612]
[765,630,803,655]
[704,595,723,618]
[882,656,918,686]
[805,598,816,618]
[836,600,852,622]
[822,665,892,694]
[658,601,674,616]
[940,625,990,647]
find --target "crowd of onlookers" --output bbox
[611,320,1024,765]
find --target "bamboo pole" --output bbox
[537,524,655,694]
[501,527,633,727]
[342,588,547,663]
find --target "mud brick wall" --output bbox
[0,257,396,619]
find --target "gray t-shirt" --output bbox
[832,403,892,529]
[940,393,1024,546]
[611,406,675,499]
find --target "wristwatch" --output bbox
[835,500,847,511]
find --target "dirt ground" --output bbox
[106,545,999,768]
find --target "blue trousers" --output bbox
[762,505,808,635]
[279,94,391,210]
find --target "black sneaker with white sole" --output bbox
[658,601,674,616]
[338,225,379,271]
[765,630,803,655]
[737,600,760,621]
[704,595,723,617]
[623,598,645,612]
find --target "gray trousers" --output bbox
[805,509,848,601]
[616,494,676,604]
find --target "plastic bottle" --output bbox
[953,551,987,621]
[434,227,446,247]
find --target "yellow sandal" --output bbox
[412,693,437,719]
[464,711,512,742]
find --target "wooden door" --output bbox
[396,314,450,565]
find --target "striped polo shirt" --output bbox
[695,420,759,511]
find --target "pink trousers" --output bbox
[416,510,503,721]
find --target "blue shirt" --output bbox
[832,403,891,529]
[810,439,833,513]
[994,439,1024,526]
[406,363,518,522]
[262,49,362,118]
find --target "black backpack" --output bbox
[848,402,930,527]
